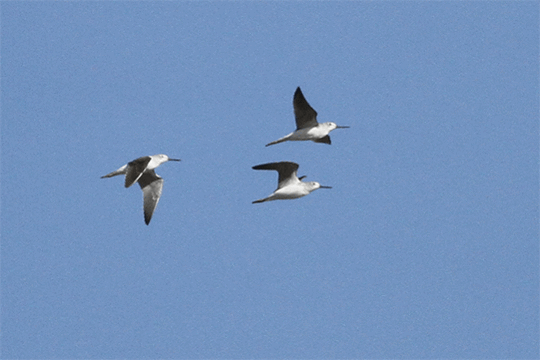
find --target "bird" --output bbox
[252,161,331,203]
[265,87,349,146]
[101,154,181,225]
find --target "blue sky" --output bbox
[2,2,538,359]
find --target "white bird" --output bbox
[252,161,331,204]
[266,87,349,146]
[101,154,181,225]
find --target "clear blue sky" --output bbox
[2,2,538,359]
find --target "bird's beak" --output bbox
[169,158,181,161]
[336,125,350,129]
[319,185,332,189]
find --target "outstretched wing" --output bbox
[125,156,152,188]
[293,87,318,130]
[137,170,163,225]
[252,161,300,189]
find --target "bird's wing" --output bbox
[138,170,163,225]
[253,161,300,189]
[313,135,331,144]
[125,156,151,188]
[293,87,318,130]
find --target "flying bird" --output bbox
[266,87,349,146]
[252,161,331,203]
[101,154,181,225]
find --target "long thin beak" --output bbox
[319,185,332,189]
[169,158,181,161]
[336,125,350,129]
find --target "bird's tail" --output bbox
[252,198,268,204]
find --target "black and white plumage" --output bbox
[252,161,331,204]
[101,154,180,225]
[265,87,350,146]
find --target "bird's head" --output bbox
[156,154,181,163]
[307,181,332,193]
[323,122,350,131]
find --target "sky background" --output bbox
[1,2,539,359]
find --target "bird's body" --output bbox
[101,154,180,225]
[266,87,349,146]
[252,161,331,203]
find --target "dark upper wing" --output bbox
[313,135,331,144]
[293,87,318,130]
[138,170,163,225]
[125,156,151,188]
[253,161,299,189]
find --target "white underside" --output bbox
[286,126,328,142]
[267,125,332,146]
[256,183,313,203]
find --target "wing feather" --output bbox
[313,135,331,144]
[138,170,163,225]
[293,87,318,130]
[252,161,300,189]
[125,156,151,188]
